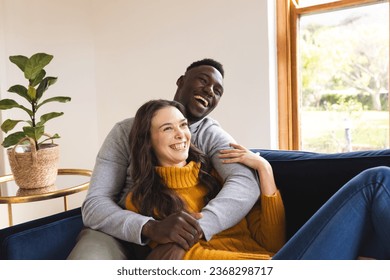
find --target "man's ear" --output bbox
[176,75,184,87]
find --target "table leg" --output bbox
[63,196,68,211]
[8,203,13,226]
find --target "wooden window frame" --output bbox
[276,0,388,150]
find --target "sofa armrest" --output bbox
[0,208,83,260]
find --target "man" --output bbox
[68,59,260,259]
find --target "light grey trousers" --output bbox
[67,228,130,260]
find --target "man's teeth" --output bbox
[194,95,209,107]
[170,142,187,150]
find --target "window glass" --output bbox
[299,3,389,152]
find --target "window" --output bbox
[277,0,389,152]
[299,0,339,6]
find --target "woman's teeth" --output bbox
[170,142,187,151]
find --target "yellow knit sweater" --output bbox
[125,161,286,260]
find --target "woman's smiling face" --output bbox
[150,106,191,167]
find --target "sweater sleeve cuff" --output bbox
[260,190,285,225]
[137,217,155,245]
[198,211,217,241]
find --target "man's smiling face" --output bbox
[174,65,224,124]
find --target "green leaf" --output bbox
[37,96,71,109]
[36,76,57,100]
[19,105,33,116]
[37,112,64,126]
[2,131,26,148]
[9,55,28,72]
[24,53,53,80]
[0,99,33,116]
[30,69,46,87]
[23,125,44,142]
[27,86,37,100]
[7,85,32,102]
[0,99,21,110]
[1,119,24,133]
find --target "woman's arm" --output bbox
[219,143,286,253]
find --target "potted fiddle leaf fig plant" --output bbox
[0,52,71,189]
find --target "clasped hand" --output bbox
[142,211,203,251]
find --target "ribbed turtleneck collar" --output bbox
[155,161,200,189]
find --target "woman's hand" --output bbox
[219,143,263,170]
[219,143,277,196]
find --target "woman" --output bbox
[126,99,390,259]
[125,99,284,259]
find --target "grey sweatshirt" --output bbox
[82,117,260,244]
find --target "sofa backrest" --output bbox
[251,149,390,239]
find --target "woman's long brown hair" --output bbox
[129,99,221,219]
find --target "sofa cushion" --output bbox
[251,149,390,239]
[0,208,82,260]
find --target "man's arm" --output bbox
[82,119,153,244]
[191,118,260,241]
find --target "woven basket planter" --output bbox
[7,137,60,190]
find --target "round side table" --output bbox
[0,168,92,226]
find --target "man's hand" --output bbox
[146,243,186,260]
[142,211,203,250]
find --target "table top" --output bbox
[0,168,92,204]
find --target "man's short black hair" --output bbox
[186,58,224,78]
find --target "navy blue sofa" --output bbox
[1,148,390,259]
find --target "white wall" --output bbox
[0,0,99,227]
[92,0,278,148]
[0,0,278,227]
